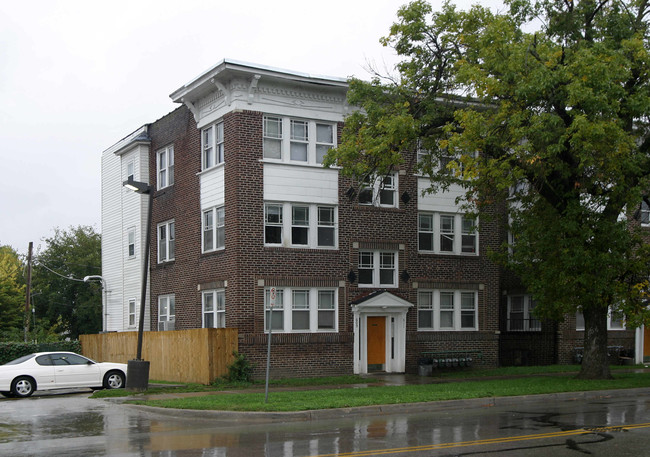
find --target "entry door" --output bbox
[367,316,386,370]
[645,327,650,362]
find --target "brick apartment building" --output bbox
[101,59,640,378]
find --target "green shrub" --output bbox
[220,351,253,384]
[0,341,82,365]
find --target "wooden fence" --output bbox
[79,328,238,385]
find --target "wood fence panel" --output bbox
[80,328,238,384]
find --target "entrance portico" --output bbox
[351,291,413,374]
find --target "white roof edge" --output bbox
[170,58,348,102]
[103,125,150,156]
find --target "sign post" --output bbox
[264,287,276,403]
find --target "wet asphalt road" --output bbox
[1,389,650,456]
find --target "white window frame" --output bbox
[418,213,479,255]
[264,287,338,333]
[507,295,541,331]
[157,145,174,190]
[202,206,225,253]
[128,298,136,328]
[127,228,136,259]
[202,121,224,170]
[359,173,399,208]
[417,290,478,331]
[157,220,175,263]
[264,202,338,249]
[262,116,337,165]
[576,307,626,331]
[158,294,175,331]
[202,289,225,328]
[641,200,650,226]
[126,160,135,182]
[358,251,398,288]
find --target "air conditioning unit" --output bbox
[158,320,175,331]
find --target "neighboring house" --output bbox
[101,59,637,377]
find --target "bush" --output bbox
[0,341,82,365]
[220,351,253,384]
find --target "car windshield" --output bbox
[4,354,35,365]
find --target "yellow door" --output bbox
[367,316,386,367]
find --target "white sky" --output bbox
[0,0,503,255]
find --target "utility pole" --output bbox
[24,242,33,342]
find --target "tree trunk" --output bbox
[577,306,612,379]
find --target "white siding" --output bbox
[417,178,466,213]
[264,163,338,204]
[200,166,225,210]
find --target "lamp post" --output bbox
[123,177,153,390]
[83,275,109,332]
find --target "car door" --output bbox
[32,355,56,389]
[50,353,101,388]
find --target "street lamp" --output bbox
[83,275,109,332]
[123,177,153,391]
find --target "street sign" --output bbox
[270,287,276,307]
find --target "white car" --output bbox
[0,352,127,398]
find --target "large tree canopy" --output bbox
[326,0,650,379]
[32,226,102,339]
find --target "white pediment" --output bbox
[351,291,414,313]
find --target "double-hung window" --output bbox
[158,220,175,263]
[262,116,336,164]
[576,307,626,330]
[203,289,225,328]
[417,290,478,331]
[641,200,650,226]
[158,295,175,331]
[127,228,136,258]
[265,287,337,333]
[265,203,337,248]
[128,298,136,327]
[202,122,224,170]
[359,173,398,208]
[157,145,174,189]
[358,251,397,288]
[126,160,134,182]
[419,213,478,255]
[507,295,540,331]
[202,206,225,252]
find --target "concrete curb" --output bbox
[121,387,650,424]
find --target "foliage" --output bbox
[130,371,650,412]
[0,340,82,365]
[220,351,253,384]
[326,0,650,379]
[0,245,25,338]
[31,226,102,339]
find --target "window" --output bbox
[203,290,225,328]
[262,116,336,164]
[158,220,175,262]
[265,203,337,249]
[264,204,283,245]
[202,122,224,170]
[641,200,650,226]
[507,295,540,331]
[203,206,225,252]
[419,213,479,255]
[417,290,478,331]
[126,160,134,182]
[358,251,397,288]
[359,173,398,208]
[576,307,626,331]
[128,298,136,327]
[158,295,175,331]
[127,228,135,258]
[265,287,337,333]
[157,145,174,189]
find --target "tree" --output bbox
[0,245,25,339]
[32,226,102,339]
[325,0,650,379]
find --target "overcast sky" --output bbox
[0,0,504,255]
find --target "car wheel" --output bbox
[11,376,35,398]
[0,391,14,398]
[103,371,125,389]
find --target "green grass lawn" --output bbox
[120,369,650,412]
